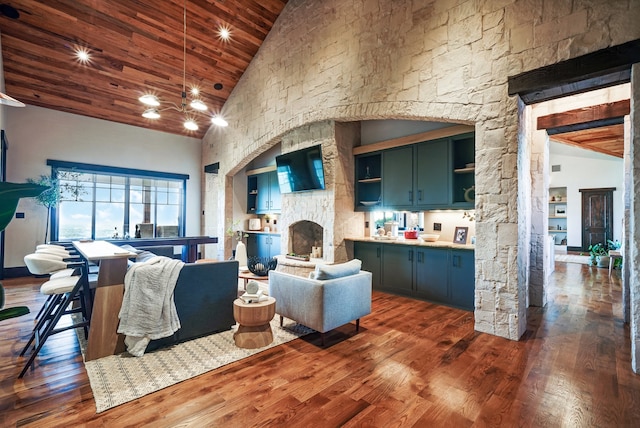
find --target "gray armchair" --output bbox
[268,259,372,345]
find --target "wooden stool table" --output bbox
[233,297,276,349]
[609,250,622,276]
[238,271,269,290]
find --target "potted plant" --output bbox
[0,182,49,312]
[588,242,609,268]
[27,171,85,243]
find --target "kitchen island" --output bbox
[347,236,474,311]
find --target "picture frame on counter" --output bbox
[454,226,468,245]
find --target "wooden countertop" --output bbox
[346,236,475,251]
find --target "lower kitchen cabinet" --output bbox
[353,241,382,290]
[415,247,449,302]
[450,250,475,310]
[381,245,414,295]
[354,241,474,311]
[246,233,281,258]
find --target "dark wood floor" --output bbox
[2,261,639,427]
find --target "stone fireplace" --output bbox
[275,121,365,267]
[289,220,323,257]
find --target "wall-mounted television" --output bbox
[275,145,325,193]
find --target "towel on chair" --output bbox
[117,256,184,356]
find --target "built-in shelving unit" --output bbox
[355,153,382,210]
[549,186,567,252]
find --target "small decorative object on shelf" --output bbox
[248,256,278,276]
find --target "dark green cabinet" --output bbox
[415,247,449,302]
[249,171,281,214]
[451,133,475,208]
[450,250,474,310]
[353,241,381,290]
[381,245,414,295]
[355,153,382,210]
[415,138,450,207]
[246,233,281,258]
[382,146,414,208]
[353,240,474,311]
[354,132,475,211]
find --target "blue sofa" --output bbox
[142,259,239,351]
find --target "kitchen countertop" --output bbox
[346,236,474,251]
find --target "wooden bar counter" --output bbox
[73,241,136,361]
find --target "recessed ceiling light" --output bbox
[218,26,231,41]
[75,48,91,64]
[213,83,224,90]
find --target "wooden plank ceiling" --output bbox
[0,0,288,139]
[538,100,629,158]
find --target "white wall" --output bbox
[549,141,623,248]
[4,105,202,267]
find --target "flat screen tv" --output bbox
[275,145,325,193]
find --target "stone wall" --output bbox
[202,0,640,340]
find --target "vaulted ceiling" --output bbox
[0,0,288,139]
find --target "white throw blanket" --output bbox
[117,256,184,356]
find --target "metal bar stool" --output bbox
[18,263,90,378]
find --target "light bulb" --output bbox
[142,108,160,119]
[211,116,228,127]
[139,94,160,106]
[184,118,198,131]
[190,99,207,111]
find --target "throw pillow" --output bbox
[312,259,362,280]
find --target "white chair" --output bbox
[19,255,90,377]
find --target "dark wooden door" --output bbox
[580,187,615,251]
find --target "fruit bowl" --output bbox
[247,256,278,276]
[404,230,419,239]
[420,234,440,242]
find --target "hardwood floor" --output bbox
[2,262,640,427]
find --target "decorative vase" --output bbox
[596,255,610,268]
[235,240,248,268]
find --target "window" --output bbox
[48,160,187,241]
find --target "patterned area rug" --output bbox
[80,318,311,413]
[555,254,591,265]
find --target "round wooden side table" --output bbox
[233,296,276,349]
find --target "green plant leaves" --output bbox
[0,182,49,232]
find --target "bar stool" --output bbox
[24,253,83,322]
[18,263,90,377]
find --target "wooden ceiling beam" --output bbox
[537,100,630,130]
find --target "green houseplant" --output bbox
[0,182,50,232]
[588,242,611,268]
[0,181,49,321]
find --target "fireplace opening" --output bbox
[289,220,323,258]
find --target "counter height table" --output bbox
[73,240,136,361]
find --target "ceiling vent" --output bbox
[551,164,561,172]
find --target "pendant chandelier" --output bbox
[139,0,227,131]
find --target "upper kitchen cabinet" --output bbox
[248,170,281,214]
[355,153,382,211]
[451,132,475,208]
[415,138,450,208]
[353,126,475,211]
[382,146,414,209]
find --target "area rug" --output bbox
[80,319,312,413]
[555,254,591,265]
